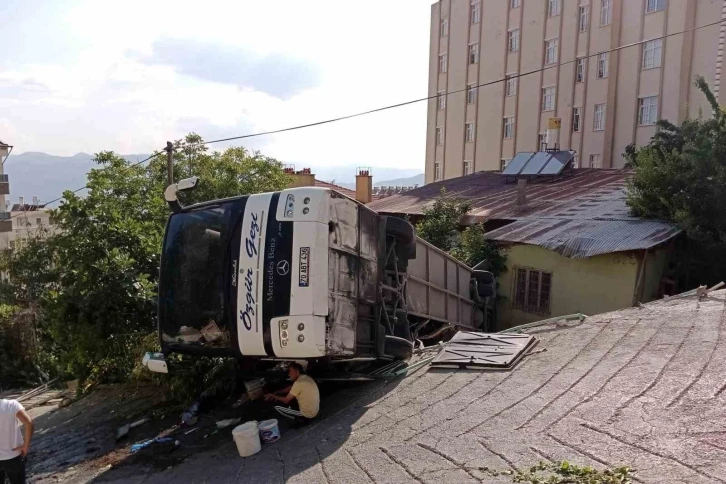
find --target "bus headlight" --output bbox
[284,194,295,218]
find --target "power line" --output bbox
[198,17,726,147]
[13,16,726,215]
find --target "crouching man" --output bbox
[0,398,34,484]
[264,362,319,425]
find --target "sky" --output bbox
[0,0,432,172]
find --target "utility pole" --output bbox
[165,141,174,186]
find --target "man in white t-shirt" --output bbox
[0,399,33,484]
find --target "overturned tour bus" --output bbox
[143,177,495,374]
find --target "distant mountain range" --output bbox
[3,152,424,206]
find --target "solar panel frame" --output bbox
[539,150,575,175]
[519,151,553,175]
[501,152,535,176]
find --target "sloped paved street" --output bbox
[73,291,726,483]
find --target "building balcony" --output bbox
[0,174,8,195]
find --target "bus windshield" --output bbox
[159,201,241,350]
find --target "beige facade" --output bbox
[425,0,726,183]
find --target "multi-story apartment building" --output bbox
[0,141,11,234]
[425,0,726,183]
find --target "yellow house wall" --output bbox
[496,244,640,329]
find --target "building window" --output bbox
[436,127,444,145]
[597,53,609,78]
[548,0,560,17]
[590,154,602,168]
[501,158,511,170]
[465,122,476,142]
[469,43,480,64]
[576,58,586,82]
[508,29,520,53]
[573,154,580,168]
[503,117,515,139]
[572,107,582,132]
[437,91,446,110]
[542,86,556,111]
[505,74,517,97]
[510,0,520,8]
[642,39,662,69]
[36,218,42,226]
[545,39,558,65]
[467,84,477,104]
[514,268,552,314]
[646,0,666,13]
[579,5,589,31]
[440,17,449,37]
[638,96,659,125]
[464,160,473,175]
[439,54,448,73]
[601,0,612,26]
[434,162,442,181]
[593,104,605,131]
[539,133,548,150]
[471,1,481,24]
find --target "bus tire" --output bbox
[383,335,414,361]
[385,217,416,260]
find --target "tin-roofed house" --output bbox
[368,151,681,329]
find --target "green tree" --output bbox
[2,135,290,384]
[416,188,471,252]
[416,189,506,276]
[626,76,726,287]
[451,224,507,276]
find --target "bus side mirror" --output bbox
[164,176,200,213]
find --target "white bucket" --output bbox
[258,419,280,444]
[232,421,261,457]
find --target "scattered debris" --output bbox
[244,379,264,401]
[181,401,199,424]
[184,427,200,435]
[130,437,177,454]
[216,418,241,429]
[184,415,198,426]
[17,378,60,403]
[116,425,130,441]
[129,417,150,429]
[431,332,538,370]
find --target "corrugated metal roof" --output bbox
[366,168,680,258]
[367,169,630,222]
[486,218,681,258]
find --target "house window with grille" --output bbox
[508,29,520,53]
[593,104,605,131]
[467,84,477,104]
[471,1,481,24]
[434,162,442,181]
[510,0,520,8]
[506,74,518,96]
[548,0,560,17]
[590,154,602,168]
[465,122,476,142]
[579,5,589,31]
[436,127,445,145]
[642,39,662,69]
[572,107,582,132]
[464,160,473,175]
[573,154,580,168]
[545,39,559,65]
[439,54,448,73]
[437,91,446,110]
[440,17,449,37]
[539,133,548,150]
[469,43,480,64]
[503,117,515,139]
[576,58,586,82]
[542,86,555,111]
[513,268,552,314]
[638,96,659,125]
[597,53,609,78]
[601,0,612,26]
[500,158,511,170]
[646,0,666,13]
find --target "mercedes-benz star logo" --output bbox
[276,260,290,276]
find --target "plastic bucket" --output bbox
[258,419,280,444]
[232,421,261,457]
